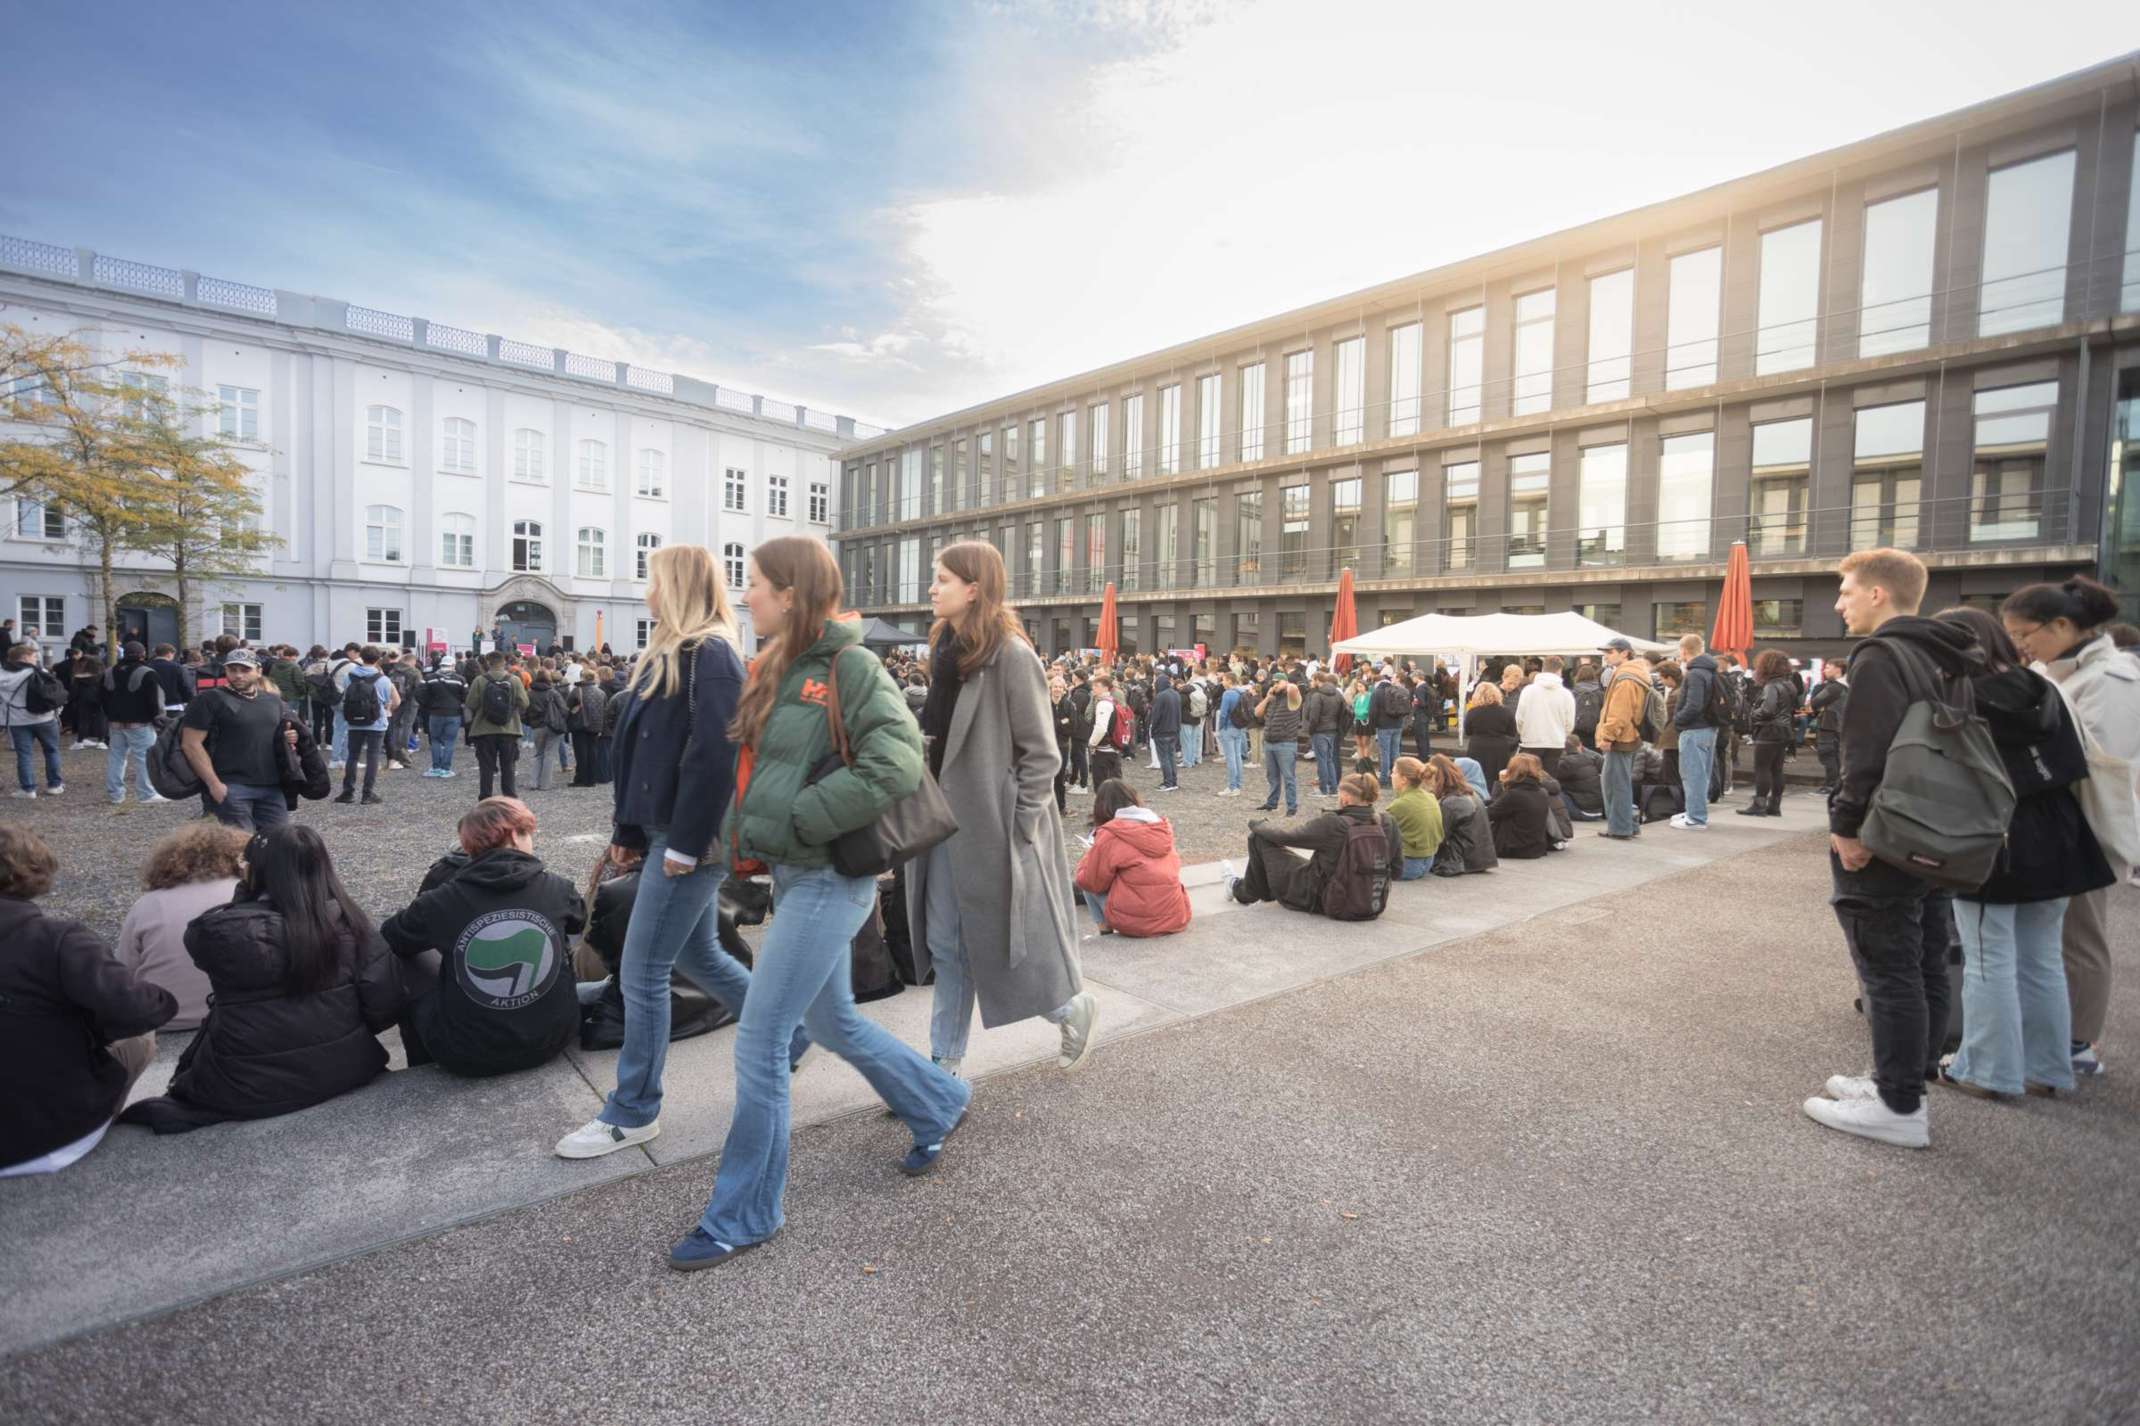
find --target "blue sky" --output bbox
[5,2,2135,427]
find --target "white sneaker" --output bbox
[1823,1073,1878,1101]
[11,789,35,799]
[1057,992,1099,1072]
[1668,813,1708,831]
[1068,785,1091,795]
[554,1117,660,1159]
[141,791,170,803]
[44,783,62,796]
[932,1055,964,1079]
[387,761,407,771]
[1220,859,1243,900]
[1801,1093,1928,1148]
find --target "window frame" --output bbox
[513,428,547,483]
[439,512,476,569]
[365,404,405,465]
[216,384,260,441]
[575,525,608,578]
[440,416,477,474]
[636,448,667,499]
[512,519,545,573]
[363,503,405,563]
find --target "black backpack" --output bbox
[1572,684,1603,736]
[480,674,516,726]
[341,670,382,725]
[1321,814,1394,921]
[23,666,68,714]
[307,660,345,704]
[1228,693,1251,729]
[1707,668,1748,730]
[1376,681,1410,723]
[148,703,207,799]
[541,689,568,734]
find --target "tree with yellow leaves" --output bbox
[129,387,275,649]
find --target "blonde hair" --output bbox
[1838,547,1927,613]
[632,545,739,700]
[1468,683,1503,708]
[1392,756,1426,790]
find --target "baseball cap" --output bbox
[222,647,260,668]
[1600,637,1633,654]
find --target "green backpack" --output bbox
[1856,637,2015,891]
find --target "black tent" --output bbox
[856,616,925,648]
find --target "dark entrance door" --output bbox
[497,601,558,652]
[117,603,180,650]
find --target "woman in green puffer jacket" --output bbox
[667,537,970,1274]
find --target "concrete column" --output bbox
[408,374,437,584]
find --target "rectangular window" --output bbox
[1981,149,2075,336]
[1025,523,1044,597]
[635,619,652,651]
[1056,519,1075,595]
[18,595,65,640]
[1059,411,1076,479]
[1577,443,1628,564]
[899,538,921,602]
[217,602,264,643]
[1192,496,1215,587]
[1512,290,1556,415]
[808,480,829,524]
[1574,602,1622,630]
[1197,374,1221,468]
[364,403,402,463]
[1851,401,1927,550]
[1331,477,1362,576]
[1334,336,1365,445]
[1507,453,1549,569]
[1970,381,2056,542]
[1003,425,1020,494]
[1158,385,1182,475]
[1750,417,1812,557]
[1236,489,1263,582]
[724,467,748,513]
[2127,135,2140,311]
[1656,431,1714,561]
[1387,323,1422,436]
[1653,601,1708,641]
[1029,418,1046,478]
[1238,363,1265,462]
[1447,307,1484,425]
[1384,471,1417,577]
[977,431,994,506]
[1090,403,1109,480]
[1156,504,1179,590]
[1586,270,1633,402]
[1861,188,1938,356]
[121,370,168,423]
[14,497,64,540]
[365,608,403,646]
[217,385,260,440]
[1120,507,1140,591]
[928,449,944,512]
[1085,512,1106,592]
[1666,248,1722,388]
[364,506,403,563]
[514,429,546,482]
[768,472,790,518]
[1757,219,1822,374]
[1279,483,1309,579]
[1445,462,1479,571]
[1284,350,1313,454]
[1278,612,1307,659]
[1754,599,1805,637]
[1122,395,1143,478]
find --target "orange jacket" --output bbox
[1597,659,1653,751]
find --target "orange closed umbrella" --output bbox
[1710,541,1753,658]
[1096,582,1119,664]
[1329,567,1358,674]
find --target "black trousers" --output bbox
[1752,741,1786,811]
[473,733,519,799]
[1070,738,1089,789]
[1816,733,1840,787]
[570,730,599,786]
[1661,749,1685,814]
[309,697,335,748]
[1232,832,1317,913]
[1519,746,1561,782]
[343,730,383,795]
[1830,856,1954,1114]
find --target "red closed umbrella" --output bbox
[1711,540,1753,658]
[1096,582,1119,665]
[1329,568,1358,674]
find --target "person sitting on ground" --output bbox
[1463,683,1520,792]
[1386,756,1446,880]
[120,825,402,1134]
[1073,779,1191,938]
[1452,754,1490,802]
[1224,772,1403,919]
[1490,754,1557,860]
[1,826,176,1176]
[113,824,248,1030]
[1556,734,1605,821]
[1428,754,1497,876]
[380,797,588,1078]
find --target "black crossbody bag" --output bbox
[804,648,957,877]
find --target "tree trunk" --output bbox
[97,539,117,656]
[174,555,191,650]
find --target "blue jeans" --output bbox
[427,714,461,771]
[1376,727,1402,787]
[105,724,156,800]
[1156,734,1179,788]
[9,721,62,790]
[923,838,1075,1061]
[1310,733,1338,794]
[1218,727,1247,790]
[698,861,969,1246]
[1677,726,1716,825]
[1262,739,1298,813]
[1561,791,1602,822]
[1602,748,1637,836]
[1081,889,1109,925]
[1399,856,1433,880]
[1180,723,1202,767]
[331,709,349,766]
[599,831,806,1130]
[1951,897,2074,1094]
[212,782,290,832]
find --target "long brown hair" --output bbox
[929,540,1028,677]
[730,536,843,750]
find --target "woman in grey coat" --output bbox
[908,541,1096,1076]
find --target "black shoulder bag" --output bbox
[807,647,957,877]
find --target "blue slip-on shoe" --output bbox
[668,1227,762,1273]
[901,1106,969,1178]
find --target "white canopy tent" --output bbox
[1333,611,1674,740]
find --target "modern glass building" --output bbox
[834,55,2140,656]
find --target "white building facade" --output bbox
[1,237,868,657]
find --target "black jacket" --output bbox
[418,668,468,717]
[1303,686,1346,736]
[120,893,401,1133]
[1809,678,1848,736]
[99,658,165,724]
[275,713,331,808]
[1434,792,1498,874]
[1370,679,1411,730]
[1052,693,1076,760]
[1488,780,1555,859]
[1464,703,1520,788]
[1674,653,1719,730]
[567,681,607,733]
[1148,684,1182,739]
[1963,668,2115,905]
[382,849,587,1076]
[1557,745,1604,814]
[1748,677,1795,744]
[610,639,743,862]
[1831,617,1980,838]
[0,898,175,1168]
[1250,804,1403,913]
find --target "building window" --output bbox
[635,532,661,580]
[637,449,666,498]
[1754,599,1805,637]
[1447,309,1484,426]
[808,481,829,524]
[724,467,748,513]
[1384,471,1417,577]
[1981,149,2075,336]
[1757,219,1823,374]
[1861,188,1938,357]
[575,439,608,491]
[120,370,168,422]
[1970,381,2056,542]
[899,538,921,602]
[1178,497,1205,588]
[977,432,994,506]
[1143,503,1171,590]
[366,404,404,463]
[1508,453,1549,569]
[1238,363,1265,462]
[1284,350,1313,455]
[1122,394,1144,478]
[900,448,924,515]
[1512,290,1555,415]
[2126,136,2140,311]
[929,447,947,510]
[512,519,544,572]
[1653,601,1708,641]
[513,428,546,482]
[1158,385,1182,475]
[439,417,476,473]
[439,513,475,568]
[575,526,607,578]
[1388,323,1422,437]
[1059,411,1077,480]
[1586,270,1633,403]
[1089,404,1109,480]
[1056,519,1075,595]
[1196,374,1221,469]
[722,542,745,589]
[217,385,260,440]
[1003,424,1022,493]
[1657,431,1714,562]
[18,595,65,641]
[1029,418,1047,477]
[1121,507,1141,591]
[1750,418,1811,557]
[13,498,64,540]
[217,602,263,642]
[1577,443,1628,565]
[366,608,403,646]
[635,619,652,650]
[1334,336,1365,445]
[1278,483,1309,579]
[363,504,404,563]
[1666,248,1721,388]
[1236,489,1263,582]
[1574,603,1622,630]
[1851,401,1927,550]
[1445,463,1479,571]
[1085,512,1105,592]
[768,472,790,518]
[1330,477,1362,576]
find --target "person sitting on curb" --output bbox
[1223,772,1403,919]
[1428,754,1497,877]
[1073,779,1191,938]
[1387,756,1446,880]
[1555,735,1605,822]
[1490,754,1558,860]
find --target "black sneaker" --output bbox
[361,792,384,805]
[334,791,355,804]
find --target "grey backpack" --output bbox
[1857,637,2015,891]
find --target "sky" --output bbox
[4,1,2135,429]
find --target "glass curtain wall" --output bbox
[1577,443,1628,564]
[1512,289,1556,415]
[1666,248,1721,388]
[1507,453,1548,569]
[1656,431,1715,561]
[1850,401,1927,549]
[1388,323,1422,436]
[1980,150,2075,336]
[1756,219,1822,374]
[1448,307,1484,425]
[1860,188,1937,356]
[1587,271,1633,402]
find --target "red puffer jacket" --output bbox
[1073,809,1191,938]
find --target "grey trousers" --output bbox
[2064,885,2113,1044]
